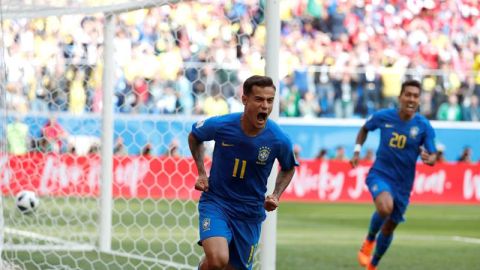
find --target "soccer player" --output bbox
[188,75,297,270]
[350,80,437,270]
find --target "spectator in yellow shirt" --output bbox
[203,83,229,116]
[7,116,29,155]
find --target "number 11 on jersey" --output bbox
[232,158,247,179]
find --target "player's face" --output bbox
[242,85,275,130]
[398,85,420,118]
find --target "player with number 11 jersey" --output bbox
[189,75,297,270]
[191,112,297,222]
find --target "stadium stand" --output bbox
[4,1,480,120]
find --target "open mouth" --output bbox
[406,103,416,111]
[257,112,267,122]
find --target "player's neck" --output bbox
[398,110,414,121]
[240,116,263,137]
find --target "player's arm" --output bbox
[264,167,295,212]
[420,120,437,166]
[420,146,436,166]
[188,133,209,191]
[350,125,369,168]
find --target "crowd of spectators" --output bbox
[3,0,480,121]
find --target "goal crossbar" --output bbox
[0,0,179,19]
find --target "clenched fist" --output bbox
[195,175,209,192]
[264,194,279,212]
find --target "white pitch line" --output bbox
[5,227,196,269]
[452,236,480,244]
[4,244,95,251]
[104,250,196,270]
[393,234,480,245]
[284,232,480,246]
[5,227,95,248]
[0,260,22,270]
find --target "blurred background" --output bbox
[1,1,480,270]
[3,0,480,161]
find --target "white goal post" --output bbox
[0,0,280,269]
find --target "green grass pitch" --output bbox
[277,202,480,270]
[2,198,479,269]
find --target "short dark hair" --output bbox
[243,75,276,95]
[400,79,422,96]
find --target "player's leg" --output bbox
[227,219,261,270]
[197,200,232,270]
[366,191,395,269]
[367,211,385,242]
[359,191,393,266]
[368,196,406,269]
[358,211,385,266]
[373,191,394,218]
[358,178,394,266]
[199,237,230,270]
[369,218,397,268]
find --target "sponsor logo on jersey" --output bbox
[385,123,394,128]
[221,141,234,147]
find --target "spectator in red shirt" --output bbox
[41,117,69,153]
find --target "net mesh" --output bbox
[1,0,265,269]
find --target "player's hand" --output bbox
[420,146,436,166]
[194,175,209,192]
[264,194,279,212]
[350,152,360,168]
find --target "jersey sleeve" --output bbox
[364,112,380,131]
[422,120,437,153]
[277,136,299,171]
[191,117,218,142]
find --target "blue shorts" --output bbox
[366,174,409,224]
[198,200,261,270]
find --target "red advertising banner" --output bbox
[1,153,479,204]
[283,160,480,204]
[0,153,203,200]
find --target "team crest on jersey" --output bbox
[257,146,271,165]
[202,218,210,232]
[196,120,205,129]
[409,126,419,138]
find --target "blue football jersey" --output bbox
[365,109,436,195]
[191,113,297,221]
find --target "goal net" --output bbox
[0,0,267,269]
